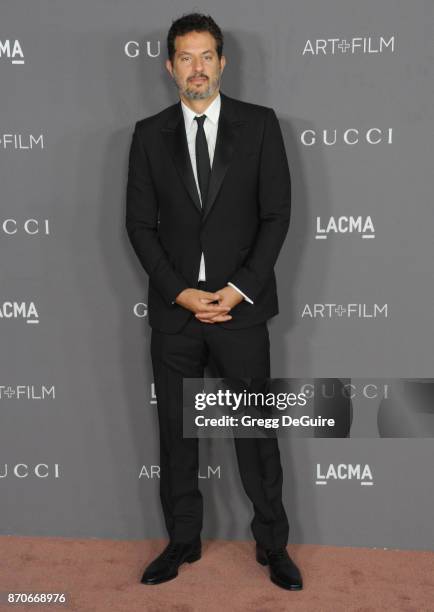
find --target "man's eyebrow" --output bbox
[178,49,215,55]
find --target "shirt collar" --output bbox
[181,92,221,131]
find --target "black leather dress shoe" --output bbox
[256,544,303,590]
[140,538,201,585]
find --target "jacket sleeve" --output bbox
[125,123,189,305]
[228,108,291,302]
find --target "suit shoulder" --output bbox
[224,94,275,119]
[133,101,179,131]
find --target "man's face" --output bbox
[166,30,225,101]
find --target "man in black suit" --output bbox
[126,13,302,591]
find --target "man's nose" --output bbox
[192,58,204,72]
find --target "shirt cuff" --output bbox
[227,282,254,304]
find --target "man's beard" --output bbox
[173,71,221,100]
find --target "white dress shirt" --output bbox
[180,93,253,304]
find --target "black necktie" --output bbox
[194,115,211,208]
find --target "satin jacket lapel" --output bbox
[160,92,246,220]
[203,93,245,222]
[161,105,202,215]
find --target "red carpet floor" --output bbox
[0,536,433,611]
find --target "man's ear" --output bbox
[220,55,226,73]
[165,59,174,78]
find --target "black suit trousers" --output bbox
[150,288,289,550]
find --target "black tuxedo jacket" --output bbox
[126,91,291,333]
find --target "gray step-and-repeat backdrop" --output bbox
[1,1,433,551]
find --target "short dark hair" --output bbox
[167,13,224,63]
